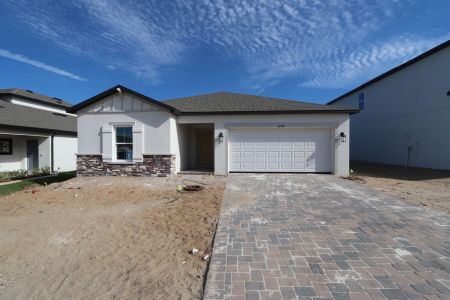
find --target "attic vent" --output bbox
[52,97,63,103]
[52,112,67,117]
[25,89,34,93]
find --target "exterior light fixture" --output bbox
[447,90,450,96]
[218,132,224,143]
[339,132,347,143]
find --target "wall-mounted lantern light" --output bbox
[339,132,347,143]
[218,132,224,143]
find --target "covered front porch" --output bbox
[0,133,51,172]
[177,123,215,173]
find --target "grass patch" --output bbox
[0,171,76,197]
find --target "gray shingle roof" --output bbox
[0,88,72,109]
[163,92,357,114]
[0,99,77,134]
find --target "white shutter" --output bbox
[133,125,143,161]
[101,125,113,162]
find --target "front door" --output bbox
[27,139,39,170]
[195,129,214,169]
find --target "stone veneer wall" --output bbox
[76,154,175,177]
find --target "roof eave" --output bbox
[0,124,77,135]
[0,92,71,109]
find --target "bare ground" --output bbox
[0,175,225,300]
[347,162,450,214]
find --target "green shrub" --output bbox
[0,167,52,181]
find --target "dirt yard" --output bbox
[348,162,450,214]
[0,175,225,300]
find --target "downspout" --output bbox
[51,133,55,173]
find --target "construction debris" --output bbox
[183,185,204,192]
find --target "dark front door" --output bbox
[195,129,214,169]
[27,140,39,170]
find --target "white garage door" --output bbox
[229,128,332,172]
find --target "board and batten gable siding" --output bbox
[76,91,175,162]
[335,46,450,170]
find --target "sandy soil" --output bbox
[347,162,450,214]
[0,175,225,300]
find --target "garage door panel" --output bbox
[229,128,332,173]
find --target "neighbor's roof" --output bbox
[163,92,357,114]
[328,39,450,105]
[0,99,77,134]
[0,88,72,109]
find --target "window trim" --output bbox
[113,125,133,162]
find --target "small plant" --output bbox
[0,166,51,182]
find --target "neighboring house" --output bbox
[69,85,357,177]
[0,89,77,172]
[328,39,450,170]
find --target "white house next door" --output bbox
[228,128,332,173]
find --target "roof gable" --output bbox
[68,85,178,114]
[83,91,165,113]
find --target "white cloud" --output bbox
[4,0,448,88]
[300,36,447,88]
[0,48,86,81]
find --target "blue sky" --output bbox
[0,0,449,105]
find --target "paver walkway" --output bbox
[204,174,450,300]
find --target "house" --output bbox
[328,39,450,170]
[69,85,356,177]
[0,89,77,172]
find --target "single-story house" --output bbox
[327,39,450,170]
[69,85,357,177]
[0,88,77,172]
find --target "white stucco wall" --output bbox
[333,46,450,170]
[0,134,27,171]
[0,127,76,172]
[77,92,173,160]
[54,136,77,171]
[176,114,350,176]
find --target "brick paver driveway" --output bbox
[204,174,450,300]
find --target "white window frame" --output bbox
[112,124,134,162]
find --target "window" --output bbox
[115,127,133,161]
[358,92,365,111]
[0,138,12,155]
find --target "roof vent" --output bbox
[52,97,63,103]
[25,89,34,93]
